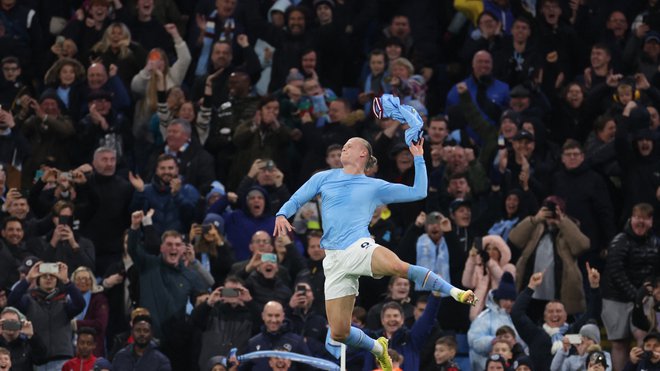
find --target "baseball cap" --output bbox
[644,331,660,343]
[646,31,660,44]
[510,84,531,98]
[449,198,471,214]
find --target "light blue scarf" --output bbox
[415,233,451,293]
[76,291,92,321]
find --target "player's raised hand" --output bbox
[409,138,424,156]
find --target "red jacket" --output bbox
[61,355,97,371]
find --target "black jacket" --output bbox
[551,163,616,252]
[245,271,293,311]
[0,333,47,371]
[79,172,132,264]
[145,140,216,194]
[192,300,261,370]
[603,222,660,302]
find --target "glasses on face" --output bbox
[2,66,18,72]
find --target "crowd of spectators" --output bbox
[2,0,660,370]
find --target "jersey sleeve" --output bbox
[376,156,428,204]
[276,171,326,218]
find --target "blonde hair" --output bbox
[390,57,414,77]
[71,266,104,293]
[355,138,378,170]
[92,22,133,59]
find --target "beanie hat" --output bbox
[579,323,601,344]
[499,109,520,125]
[203,213,225,235]
[586,350,608,368]
[205,181,226,201]
[1,306,26,322]
[486,354,507,368]
[39,89,65,110]
[94,357,112,371]
[513,355,534,370]
[286,68,304,83]
[493,272,517,301]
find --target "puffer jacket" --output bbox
[462,235,517,319]
[467,291,523,371]
[603,221,660,303]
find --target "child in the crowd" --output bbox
[374,349,404,371]
[427,336,460,371]
[491,339,514,367]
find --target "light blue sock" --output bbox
[407,265,455,295]
[326,327,380,358]
[345,327,378,352]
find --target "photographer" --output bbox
[632,277,660,333]
[462,235,517,320]
[29,167,90,219]
[0,107,30,182]
[8,261,84,371]
[550,323,612,371]
[286,281,327,358]
[15,91,75,187]
[624,14,660,83]
[30,200,95,274]
[509,196,590,322]
[625,332,660,370]
[228,97,291,191]
[190,216,235,285]
[0,306,46,371]
[191,276,259,371]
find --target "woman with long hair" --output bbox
[91,22,146,89]
[130,23,191,145]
